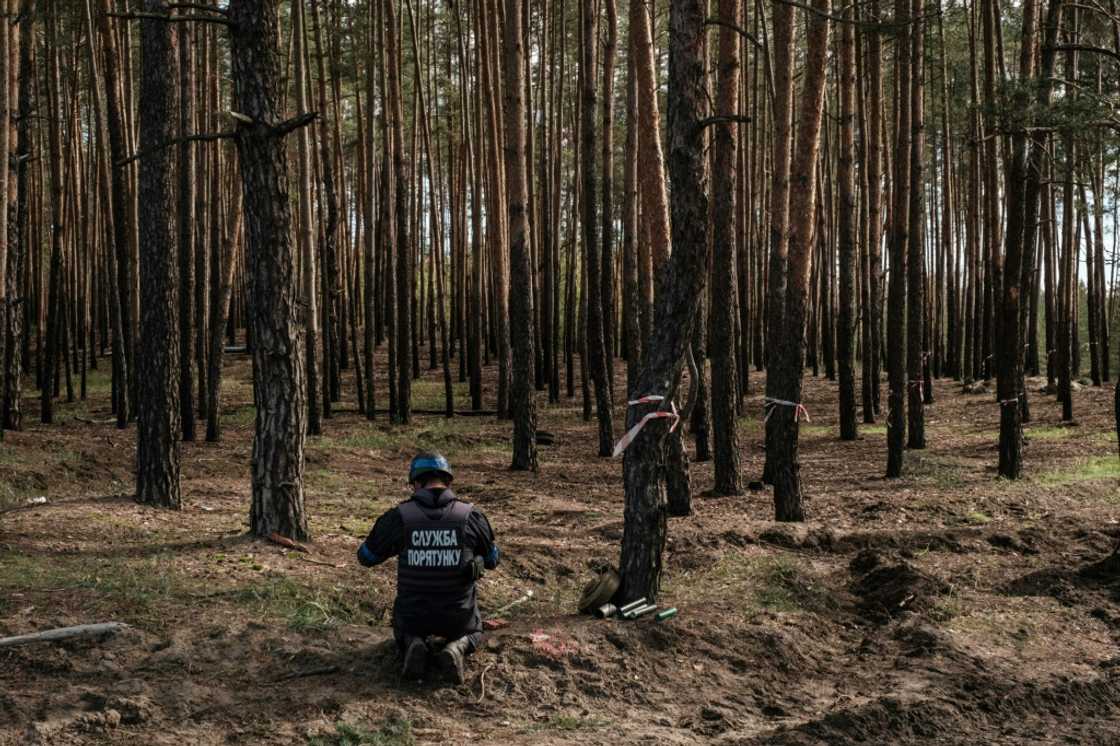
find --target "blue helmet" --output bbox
[408,452,454,484]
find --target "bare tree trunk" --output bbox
[136,0,181,508]
[229,0,310,541]
[386,0,411,424]
[837,0,858,441]
[629,0,671,278]
[768,0,830,520]
[618,0,710,603]
[2,4,27,432]
[906,0,926,449]
[709,0,742,493]
[581,0,613,456]
[761,0,794,483]
[601,0,617,385]
[292,0,321,435]
[503,0,537,469]
[177,23,195,442]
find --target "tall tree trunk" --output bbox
[601,0,617,384]
[504,0,537,469]
[629,0,671,279]
[311,0,340,415]
[618,0,710,603]
[177,23,195,442]
[837,0,857,441]
[292,0,321,435]
[709,0,742,494]
[906,0,926,449]
[886,0,912,478]
[996,0,1040,478]
[581,0,613,456]
[41,0,66,426]
[229,0,310,541]
[136,0,181,508]
[386,0,411,424]
[768,0,830,521]
[3,4,27,432]
[865,0,883,419]
[762,0,795,483]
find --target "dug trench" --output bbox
[1,357,1119,744]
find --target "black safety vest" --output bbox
[396,498,474,596]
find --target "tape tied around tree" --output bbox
[763,397,810,423]
[612,397,681,458]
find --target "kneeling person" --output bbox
[357,453,499,682]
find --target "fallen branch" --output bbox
[73,416,116,425]
[477,663,495,702]
[274,665,338,682]
[267,532,309,553]
[295,554,341,568]
[0,622,130,649]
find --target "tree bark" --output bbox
[503,0,537,470]
[709,0,742,494]
[618,0,710,603]
[906,0,925,450]
[229,0,310,541]
[768,0,830,521]
[837,0,857,441]
[886,0,912,478]
[136,0,182,508]
[580,0,613,456]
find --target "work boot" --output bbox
[437,636,471,684]
[401,636,429,679]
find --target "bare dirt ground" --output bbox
[2,354,1119,745]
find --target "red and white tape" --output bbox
[763,397,810,423]
[612,396,681,458]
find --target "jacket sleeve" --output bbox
[357,507,404,567]
[468,509,500,569]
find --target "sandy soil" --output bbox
[1,355,1119,745]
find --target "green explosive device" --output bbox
[655,607,678,622]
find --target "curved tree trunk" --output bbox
[618,0,710,603]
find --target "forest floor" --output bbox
[1,353,1120,745]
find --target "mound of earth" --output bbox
[849,550,949,623]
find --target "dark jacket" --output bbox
[357,488,499,623]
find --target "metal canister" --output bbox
[595,603,618,619]
[618,598,647,615]
[625,603,657,619]
[655,607,678,622]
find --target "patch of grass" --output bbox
[908,453,970,490]
[964,510,991,525]
[410,379,471,411]
[929,590,963,623]
[0,552,192,621]
[1038,455,1120,486]
[232,574,357,631]
[308,716,414,746]
[1025,425,1075,441]
[226,404,257,428]
[529,714,609,733]
[310,416,506,461]
[668,552,834,617]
